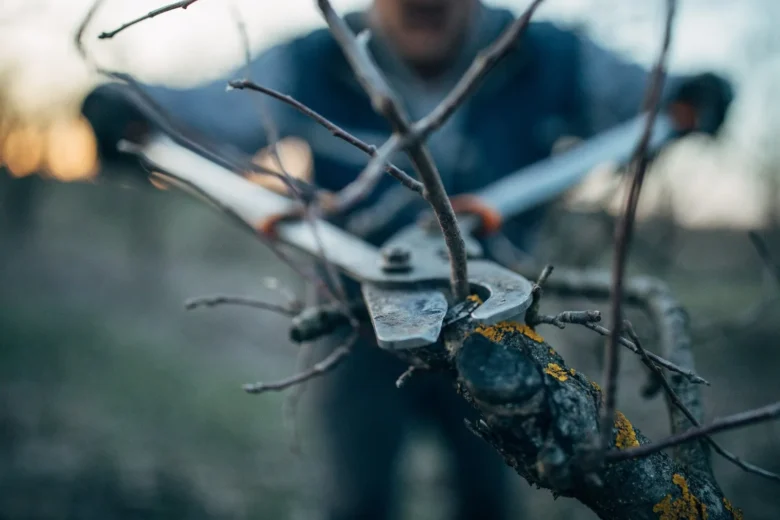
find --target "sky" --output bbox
[1,0,779,228]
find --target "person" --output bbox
[80,1,734,518]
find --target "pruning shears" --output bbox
[119,96,690,350]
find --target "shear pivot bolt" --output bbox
[381,246,411,272]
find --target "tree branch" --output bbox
[226,79,424,201]
[98,0,202,40]
[601,0,677,454]
[184,294,297,316]
[623,321,780,481]
[606,401,780,463]
[243,335,355,394]
[315,0,470,301]
[435,316,743,520]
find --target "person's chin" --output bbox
[402,36,449,62]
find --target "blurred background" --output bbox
[1,0,779,519]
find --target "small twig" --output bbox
[525,264,555,326]
[184,294,297,316]
[624,321,780,481]
[395,362,431,389]
[79,2,333,298]
[351,0,546,193]
[227,79,424,203]
[395,366,418,388]
[535,310,602,329]
[243,335,355,394]
[411,0,545,140]
[606,400,780,462]
[536,264,555,287]
[98,0,201,40]
[601,0,677,452]
[227,7,354,323]
[583,320,707,385]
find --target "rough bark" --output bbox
[396,314,743,520]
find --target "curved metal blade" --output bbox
[468,261,535,324]
[361,285,448,350]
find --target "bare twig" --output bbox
[349,0,546,202]
[606,400,780,462]
[184,294,297,316]
[536,264,555,287]
[535,310,602,328]
[227,5,354,322]
[98,0,201,40]
[395,366,418,388]
[243,335,355,394]
[600,0,677,452]
[412,0,545,139]
[624,321,780,481]
[316,0,470,301]
[79,1,334,298]
[583,321,707,385]
[226,79,424,200]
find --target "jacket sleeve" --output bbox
[574,31,688,137]
[82,42,299,158]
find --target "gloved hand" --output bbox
[668,72,734,137]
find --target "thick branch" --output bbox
[316,0,470,301]
[417,317,741,520]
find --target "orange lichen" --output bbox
[473,321,544,343]
[467,294,483,305]
[614,411,639,449]
[652,474,709,520]
[544,363,570,382]
[722,498,743,520]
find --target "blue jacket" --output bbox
[83,6,686,253]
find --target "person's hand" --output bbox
[668,72,734,137]
[246,136,314,195]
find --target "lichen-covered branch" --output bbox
[394,317,743,520]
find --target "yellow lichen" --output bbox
[591,381,601,392]
[652,474,709,520]
[548,347,556,356]
[614,411,639,449]
[543,363,579,382]
[722,498,743,520]
[473,321,544,343]
[467,294,483,305]
[544,363,570,382]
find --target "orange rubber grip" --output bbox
[450,194,503,236]
[255,210,302,239]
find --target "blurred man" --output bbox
[81,1,733,519]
